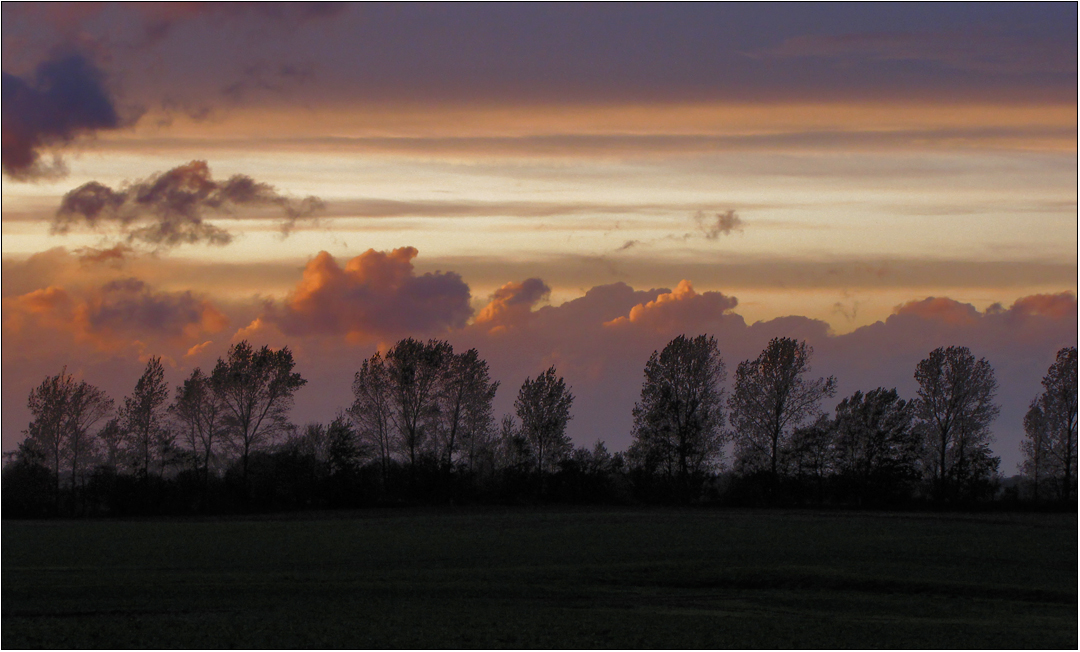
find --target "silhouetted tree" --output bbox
[831,388,921,506]
[325,413,363,477]
[628,334,726,501]
[495,414,533,472]
[120,357,171,478]
[729,338,837,479]
[436,348,499,470]
[1020,400,1049,502]
[784,415,834,501]
[515,367,574,479]
[1021,346,1078,501]
[385,338,451,469]
[65,381,114,497]
[2,439,54,518]
[351,352,395,483]
[211,341,307,485]
[25,371,71,503]
[171,368,224,484]
[25,369,114,505]
[95,418,124,471]
[914,346,1000,501]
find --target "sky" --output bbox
[2,2,1077,473]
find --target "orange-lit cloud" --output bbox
[604,280,738,332]
[265,248,472,343]
[892,296,981,326]
[1002,292,1077,320]
[475,278,550,334]
[3,276,227,352]
[2,258,1076,475]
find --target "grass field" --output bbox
[3,508,1076,648]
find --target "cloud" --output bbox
[604,280,739,332]
[1,248,1074,475]
[475,278,551,333]
[52,160,325,248]
[185,340,215,358]
[3,276,227,352]
[892,296,981,326]
[2,52,123,179]
[1001,292,1077,320]
[265,248,473,343]
[74,244,137,267]
[694,209,744,239]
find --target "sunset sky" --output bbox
[2,2,1076,471]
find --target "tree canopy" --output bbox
[628,334,726,501]
[515,366,574,476]
[729,337,837,478]
[914,345,1000,501]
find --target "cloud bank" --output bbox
[1,247,1075,474]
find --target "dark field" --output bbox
[3,509,1076,648]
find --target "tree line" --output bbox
[3,336,1076,517]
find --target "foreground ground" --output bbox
[2,508,1076,648]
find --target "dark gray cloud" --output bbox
[1,52,123,179]
[52,160,325,248]
[74,244,137,267]
[85,278,225,337]
[695,210,744,239]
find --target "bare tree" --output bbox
[515,366,574,478]
[628,334,726,500]
[350,352,395,483]
[211,341,307,484]
[1021,346,1077,501]
[120,357,171,478]
[728,337,837,478]
[914,345,1000,501]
